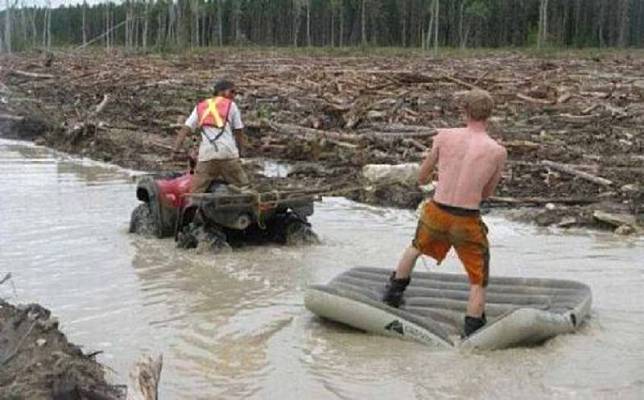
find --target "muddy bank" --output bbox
[0,50,642,233]
[0,298,124,400]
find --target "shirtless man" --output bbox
[382,89,507,337]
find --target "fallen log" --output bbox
[592,210,638,228]
[268,121,363,143]
[542,160,613,186]
[0,113,24,122]
[9,70,56,80]
[88,94,111,120]
[443,75,483,91]
[127,354,163,400]
[402,138,428,152]
[487,196,599,205]
[516,93,554,105]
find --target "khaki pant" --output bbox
[191,158,249,193]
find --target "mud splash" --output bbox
[0,139,642,399]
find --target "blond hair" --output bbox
[464,90,494,121]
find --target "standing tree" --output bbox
[361,0,367,45]
[82,1,88,46]
[292,0,302,46]
[4,0,11,53]
[618,0,631,47]
[217,0,223,46]
[425,0,439,54]
[306,0,311,46]
[142,0,149,50]
[537,0,549,49]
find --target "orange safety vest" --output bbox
[196,96,232,128]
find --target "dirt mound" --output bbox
[0,299,124,400]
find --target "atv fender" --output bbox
[136,176,177,238]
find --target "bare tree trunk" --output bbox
[538,0,549,49]
[458,0,465,48]
[433,0,439,55]
[125,1,131,49]
[425,0,434,50]
[47,4,51,50]
[330,4,335,47]
[400,0,407,47]
[306,0,311,46]
[217,0,223,46]
[361,0,367,45]
[292,0,300,47]
[42,2,51,50]
[618,0,631,47]
[339,0,344,46]
[167,2,176,45]
[156,7,163,48]
[233,0,241,43]
[5,0,12,54]
[20,5,27,49]
[29,7,36,47]
[82,1,87,46]
[105,6,109,49]
[191,0,198,48]
[143,0,149,50]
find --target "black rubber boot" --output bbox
[382,272,411,308]
[462,313,487,338]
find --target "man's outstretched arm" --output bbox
[418,136,440,185]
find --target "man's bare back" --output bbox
[429,122,507,210]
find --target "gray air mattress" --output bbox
[304,267,592,350]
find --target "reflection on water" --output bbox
[1,139,642,400]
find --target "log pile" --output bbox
[0,50,642,230]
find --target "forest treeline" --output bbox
[0,0,642,53]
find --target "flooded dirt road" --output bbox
[1,139,642,400]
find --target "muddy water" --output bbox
[1,138,642,400]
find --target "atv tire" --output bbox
[129,203,159,237]
[284,219,319,246]
[177,222,232,254]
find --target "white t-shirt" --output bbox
[184,102,244,161]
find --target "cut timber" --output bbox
[592,211,638,228]
[9,69,55,79]
[127,354,163,400]
[487,196,599,205]
[442,75,483,91]
[555,113,596,123]
[402,138,428,152]
[88,94,111,120]
[517,93,554,105]
[0,113,24,122]
[362,163,419,186]
[542,160,613,186]
[268,122,362,143]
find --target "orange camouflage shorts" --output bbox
[413,200,490,287]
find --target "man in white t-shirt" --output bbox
[173,80,249,193]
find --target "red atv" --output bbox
[129,164,318,252]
